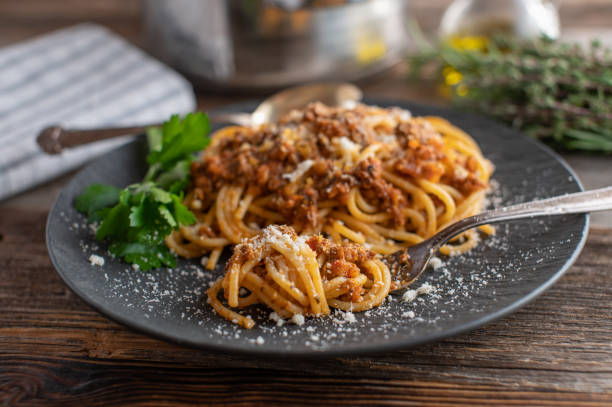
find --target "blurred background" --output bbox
[1,1,610,102]
[2,0,609,49]
[1,0,610,104]
[0,0,610,225]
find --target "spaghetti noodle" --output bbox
[166,102,494,270]
[207,225,391,329]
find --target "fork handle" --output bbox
[432,186,612,248]
[36,112,252,154]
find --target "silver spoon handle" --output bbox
[36,124,160,154]
[208,112,252,127]
[431,186,612,248]
[36,112,252,154]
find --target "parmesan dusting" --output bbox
[429,257,443,270]
[291,314,305,326]
[282,159,314,183]
[269,311,285,327]
[88,254,105,267]
[402,282,436,303]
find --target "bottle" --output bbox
[439,0,560,41]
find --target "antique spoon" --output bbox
[37,82,362,154]
[386,186,612,291]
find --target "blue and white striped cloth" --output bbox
[0,24,196,200]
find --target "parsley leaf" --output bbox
[146,113,210,171]
[172,194,196,225]
[110,242,175,270]
[75,184,121,222]
[96,199,130,241]
[75,113,211,271]
[154,159,191,193]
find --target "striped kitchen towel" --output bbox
[0,23,196,200]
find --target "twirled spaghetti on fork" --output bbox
[207,225,390,329]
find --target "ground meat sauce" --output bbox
[191,103,486,230]
[229,226,376,303]
[306,235,375,302]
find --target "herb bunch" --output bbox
[410,35,612,152]
[76,113,211,270]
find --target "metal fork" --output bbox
[385,186,612,291]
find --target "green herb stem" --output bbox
[409,35,612,153]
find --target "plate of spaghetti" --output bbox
[47,99,588,356]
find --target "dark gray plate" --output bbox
[46,99,588,357]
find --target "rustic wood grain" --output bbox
[0,207,611,406]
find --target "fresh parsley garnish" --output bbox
[75,184,121,222]
[75,113,210,270]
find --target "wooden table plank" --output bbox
[1,206,611,405]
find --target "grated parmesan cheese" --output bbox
[336,136,360,155]
[291,314,305,326]
[429,257,443,270]
[402,282,436,302]
[282,159,314,183]
[88,254,105,266]
[343,311,356,323]
[269,311,285,327]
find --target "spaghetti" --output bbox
[166,102,495,271]
[207,225,391,329]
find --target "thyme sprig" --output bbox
[410,35,612,152]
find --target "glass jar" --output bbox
[439,0,560,40]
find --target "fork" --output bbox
[385,186,612,291]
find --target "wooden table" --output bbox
[1,1,611,406]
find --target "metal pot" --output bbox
[143,0,410,90]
